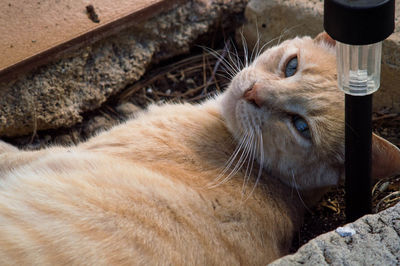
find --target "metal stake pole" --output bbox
[325,0,394,222]
[345,94,372,222]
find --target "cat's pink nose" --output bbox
[243,84,262,108]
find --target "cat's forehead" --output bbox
[263,36,311,55]
[255,36,336,72]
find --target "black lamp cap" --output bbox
[324,0,395,45]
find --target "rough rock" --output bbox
[270,202,400,265]
[241,0,400,112]
[0,0,248,137]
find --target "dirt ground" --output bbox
[5,42,400,253]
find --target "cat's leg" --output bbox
[0,140,18,154]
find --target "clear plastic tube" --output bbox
[336,41,382,96]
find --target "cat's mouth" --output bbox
[235,99,263,136]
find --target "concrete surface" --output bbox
[270,202,400,265]
[0,0,179,77]
[0,0,248,137]
[241,0,400,113]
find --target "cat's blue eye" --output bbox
[292,115,311,139]
[285,56,298,78]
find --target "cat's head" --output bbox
[221,32,400,191]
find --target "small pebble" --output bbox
[335,226,356,237]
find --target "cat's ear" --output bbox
[314,32,336,47]
[372,133,400,181]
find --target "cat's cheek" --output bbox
[234,101,249,133]
[220,92,239,133]
[303,165,341,190]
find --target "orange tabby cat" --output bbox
[0,32,399,265]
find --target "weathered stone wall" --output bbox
[241,0,400,113]
[0,0,248,137]
[270,202,400,265]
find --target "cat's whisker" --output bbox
[249,20,261,64]
[225,42,242,74]
[277,24,303,46]
[243,127,264,202]
[226,51,242,74]
[222,131,251,171]
[239,29,249,68]
[217,130,254,186]
[216,72,233,81]
[290,179,295,199]
[241,129,256,195]
[241,137,258,198]
[241,115,260,195]
[255,35,283,59]
[250,34,260,65]
[207,131,250,188]
[215,58,237,80]
[214,65,232,77]
[229,39,244,71]
[254,25,303,60]
[218,41,242,75]
[277,32,284,46]
[219,65,236,80]
[225,56,240,76]
[214,129,255,188]
[204,42,235,87]
[201,46,239,79]
[290,170,312,213]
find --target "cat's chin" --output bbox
[276,164,340,193]
[235,100,263,134]
[221,90,260,138]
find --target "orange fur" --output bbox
[0,34,399,265]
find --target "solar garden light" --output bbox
[324,0,395,222]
